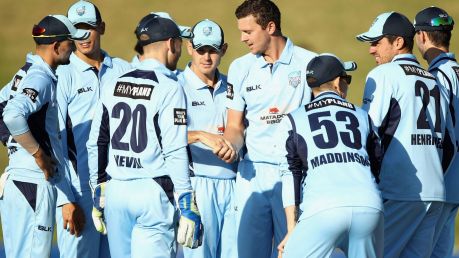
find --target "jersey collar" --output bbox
[139,58,177,80]
[313,91,342,101]
[70,50,113,72]
[429,52,456,70]
[255,37,294,69]
[28,53,57,81]
[183,62,222,91]
[391,53,419,64]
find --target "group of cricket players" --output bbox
[0,0,457,257]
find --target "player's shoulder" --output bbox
[292,45,317,61]
[229,53,257,71]
[110,56,132,70]
[367,62,405,81]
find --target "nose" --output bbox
[369,45,376,55]
[240,32,248,42]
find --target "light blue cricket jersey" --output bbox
[362,53,454,202]
[279,92,382,218]
[56,52,131,194]
[226,38,316,163]
[131,55,182,76]
[429,52,459,203]
[178,64,237,179]
[87,58,192,192]
[1,53,74,205]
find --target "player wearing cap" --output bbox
[277,54,383,258]
[87,14,202,257]
[357,12,455,258]
[178,19,237,258]
[54,1,131,257]
[413,7,459,258]
[221,0,316,257]
[0,15,90,258]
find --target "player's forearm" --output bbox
[284,205,298,232]
[187,131,202,144]
[223,125,244,153]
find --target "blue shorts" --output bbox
[56,190,110,258]
[183,176,236,258]
[431,203,459,258]
[283,206,383,258]
[0,173,56,258]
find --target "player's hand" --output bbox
[177,191,203,248]
[91,182,107,235]
[33,147,56,181]
[62,202,86,237]
[198,132,237,163]
[277,231,292,258]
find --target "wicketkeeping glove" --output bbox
[177,191,203,248]
[91,182,107,235]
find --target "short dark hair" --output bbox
[385,35,414,52]
[235,0,281,33]
[424,30,452,49]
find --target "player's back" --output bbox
[95,59,187,181]
[363,54,451,201]
[287,92,382,219]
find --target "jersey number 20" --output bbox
[111,102,148,153]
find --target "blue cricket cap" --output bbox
[306,53,357,88]
[356,12,415,42]
[191,19,224,51]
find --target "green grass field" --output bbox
[1,0,459,251]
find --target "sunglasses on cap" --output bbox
[430,16,454,27]
[340,74,352,85]
[32,25,70,38]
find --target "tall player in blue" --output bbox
[179,19,238,258]
[277,54,383,258]
[87,14,203,257]
[414,7,459,258]
[357,12,455,258]
[220,0,316,257]
[0,15,90,258]
[56,1,131,257]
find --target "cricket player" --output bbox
[87,14,202,257]
[413,7,459,258]
[179,19,238,258]
[0,15,90,257]
[221,0,316,257]
[277,53,383,258]
[55,1,131,257]
[357,12,455,258]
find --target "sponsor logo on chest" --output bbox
[246,84,261,92]
[192,101,205,106]
[77,86,93,94]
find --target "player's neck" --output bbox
[190,64,218,87]
[262,36,286,64]
[424,47,449,65]
[75,49,104,70]
[35,47,57,71]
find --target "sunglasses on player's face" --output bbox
[430,16,454,27]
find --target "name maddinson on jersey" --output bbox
[306,97,356,112]
[310,151,371,169]
[411,133,444,148]
[114,82,154,100]
[114,154,143,168]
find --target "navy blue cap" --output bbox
[306,54,357,88]
[414,7,454,32]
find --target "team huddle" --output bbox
[0,0,457,258]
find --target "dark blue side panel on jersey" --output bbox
[366,116,383,182]
[153,112,163,149]
[13,180,37,211]
[442,129,454,173]
[0,100,11,145]
[378,98,401,153]
[28,103,52,156]
[120,70,159,83]
[97,105,110,184]
[285,115,308,206]
[66,113,78,173]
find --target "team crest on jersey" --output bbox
[22,88,38,103]
[173,108,187,125]
[114,82,153,100]
[76,6,86,16]
[11,75,23,91]
[227,83,234,100]
[288,71,301,88]
[203,26,212,36]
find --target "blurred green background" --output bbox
[0,0,459,251]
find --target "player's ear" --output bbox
[220,43,228,57]
[98,21,106,35]
[187,40,194,55]
[394,36,405,50]
[266,21,276,35]
[52,41,60,55]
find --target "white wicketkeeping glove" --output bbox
[177,191,203,248]
[91,182,107,235]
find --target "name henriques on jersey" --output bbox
[362,54,454,202]
[87,59,190,191]
[281,92,382,218]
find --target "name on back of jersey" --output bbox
[411,133,443,148]
[399,64,435,80]
[306,97,355,112]
[114,82,153,100]
[114,154,143,168]
[310,151,370,169]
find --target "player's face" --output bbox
[188,44,224,77]
[74,23,104,57]
[166,37,182,71]
[56,39,75,65]
[237,15,270,55]
[369,37,399,65]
